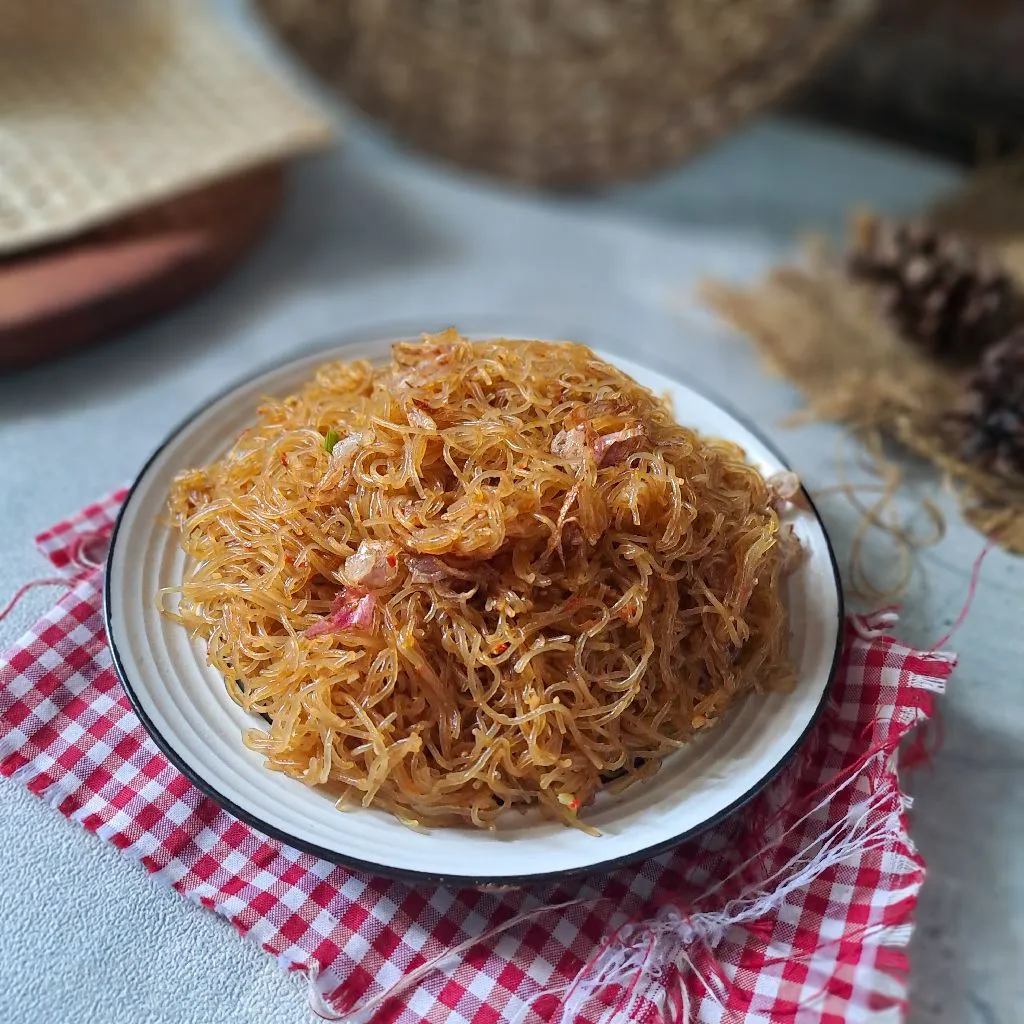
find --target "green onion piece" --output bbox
[323,428,341,453]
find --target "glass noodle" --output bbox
[164,332,796,831]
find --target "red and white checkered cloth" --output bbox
[1,492,956,1024]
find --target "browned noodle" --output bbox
[164,331,795,830]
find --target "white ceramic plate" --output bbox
[105,330,842,885]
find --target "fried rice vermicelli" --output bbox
[165,331,798,830]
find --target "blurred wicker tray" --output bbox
[794,0,1024,164]
[259,0,873,186]
[0,166,283,373]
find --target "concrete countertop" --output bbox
[0,6,1019,1024]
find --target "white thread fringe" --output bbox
[323,764,909,1024]
[537,763,909,1024]
[327,898,591,1023]
[850,610,899,639]
[308,614,949,1024]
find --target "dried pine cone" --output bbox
[954,328,1024,480]
[847,215,1022,362]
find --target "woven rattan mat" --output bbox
[0,0,333,255]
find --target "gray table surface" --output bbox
[1,8,1021,1024]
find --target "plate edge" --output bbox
[102,330,846,887]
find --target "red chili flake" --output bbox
[386,554,397,567]
[285,555,295,565]
[493,641,510,655]
[568,798,581,812]
[280,453,288,467]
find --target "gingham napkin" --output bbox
[0,492,956,1024]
